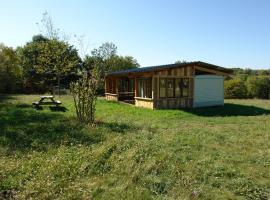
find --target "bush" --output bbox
[224,79,248,99]
[246,76,270,99]
[0,45,22,93]
[70,73,98,124]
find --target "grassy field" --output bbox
[0,95,269,200]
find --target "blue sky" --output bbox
[0,0,269,69]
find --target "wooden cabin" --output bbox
[105,61,233,109]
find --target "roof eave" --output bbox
[105,61,233,77]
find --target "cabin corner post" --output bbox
[115,77,119,101]
[151,76,154,100]
[189,77,194,108]
[115,77,118,94]
[151,76,155,109]
[104,77,108,93]
[134,77,137,97]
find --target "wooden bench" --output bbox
[33,96,61,107]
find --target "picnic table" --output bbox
[32,95,61,107]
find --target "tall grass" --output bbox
[0,95,269,199]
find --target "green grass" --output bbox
[0,95,269,199]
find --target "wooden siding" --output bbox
[135,98,153,109]
[194,66,229,76]
[105,93,118,101]
[151,65,194,108]
[157,65,194,77]
[154,97,192,109]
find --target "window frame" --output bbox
[181,78,189,97]
[159,78,167,98]
[159,78,190,98]
[137,78,152,99]
[166,78,175,98]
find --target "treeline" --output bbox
[224,68,270,99]
[0,36,139,94]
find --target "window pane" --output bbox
[112,79,116,93]
[182,78,189,97]
[146,79,152,98]
[159,78,166,98]
[129,79,134,92]
[138,80,143,97]
[167,79,174,97]
[175,79,181,97]
[137,78,152,98]
[119,79,123,92]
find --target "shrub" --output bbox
[0,45,22,93]
[246,76,270,99]
[224,79,248,99]
[70,73,99,124]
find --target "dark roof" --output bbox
[106,61,233,76]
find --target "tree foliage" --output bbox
[91,42,117,60]
[246,76,270,99]
[83,42,139,94]
[232,67,270,76]
[18,35,81,93]
[224,79,248,99]
[0,44,22,93]
[88,42,139,74]
[106,55,139,72]
[70,71,100,124]
[225,68,270,99]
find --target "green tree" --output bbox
[0,44,22,93]
[83,42,139,94]
[224,79,248,99]
[106,55,139,72]
[19,35,81,93]
[82,42,140,76]
[246,76,270,99]
[91,42,117,60]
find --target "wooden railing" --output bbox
[118,92,135,101]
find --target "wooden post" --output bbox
[104,77,107,93]
[151,76,154,99]
[116,78,119,94]
[134,77,137,97]
[157,76,159,100]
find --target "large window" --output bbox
[137,78,152,98]
[159,78,189,98]
[119,78,134,93]
[182,79,189,97]
[106,78,116,94]
[167,79,174,97]
[159,78,166,98]
[175,79,181,97]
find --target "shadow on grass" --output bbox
[32,105,68,112]
[96,121,138,134]
[16,103,32,109]
[0,103,103,152]
[49,106,68,112]
[183,103,270,117]
[0,94,15,103]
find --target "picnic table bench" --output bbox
[32,95,61,107]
